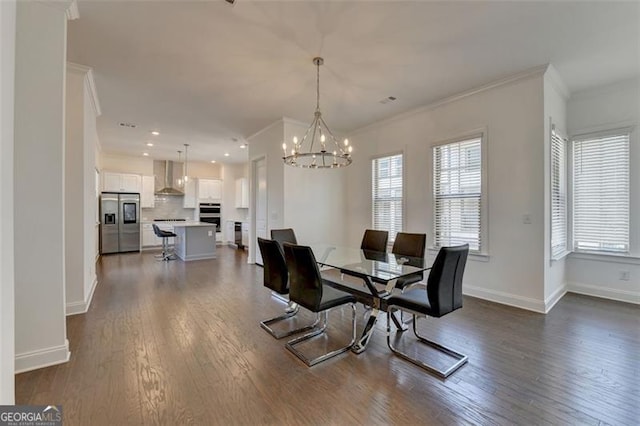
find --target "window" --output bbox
[372,154,403,243]
[433,136,482,251]
[572,131,630,253]
[551,127,568,259]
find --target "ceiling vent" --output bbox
[379,96,397,104]
[224,0,236,5]
[119,122,137,128]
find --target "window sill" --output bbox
[569,251,640,265]
[428,247,490,262]
[551,250,571,262]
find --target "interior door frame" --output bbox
[249,154,267,265]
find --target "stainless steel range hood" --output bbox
[154,160,184,195]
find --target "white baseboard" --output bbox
[544,284,567,313]
[463,284,546,313]
[567,282,640,305]
[66,275,98,316]
[15,340,70,374]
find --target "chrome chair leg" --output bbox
[160,238,175,261]
[260,304,320,339]
[386,310,468,378]
[286,304,357,367]
[284,301,298,314]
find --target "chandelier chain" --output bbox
[316,59,320,111]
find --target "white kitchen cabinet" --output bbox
[241,222,249,248]
[141,175,155,208]
[103,172,121,192]
[142,223,157,247]
[235,178,249,208]
[198,179,222,201]
[103,172,141,193]
[183,178,197,208]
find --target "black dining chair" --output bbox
[283,243,357,366]
[271,228,298,250]
[257,238,317,339]
[391,232,427,291]
[360,229,388,252]
[386,244,469,378]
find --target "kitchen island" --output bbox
[172,222,217,261]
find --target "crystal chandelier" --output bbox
[282,57,353,168]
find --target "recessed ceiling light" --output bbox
[146,142,154,147]
[379,96,397,104]
[151,131,160,136]
[239,144,247,149]
[224,153,230,157]
[143,152,149,156]
[210,160,216,164]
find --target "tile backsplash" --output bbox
[141,195,196,221]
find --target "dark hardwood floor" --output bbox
[16,247,640,425]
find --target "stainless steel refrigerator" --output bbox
[100,192,141,254]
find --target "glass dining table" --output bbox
[309,244,430,353]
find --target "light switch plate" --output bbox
[522,214,532,224]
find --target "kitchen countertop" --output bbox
[172,221,217,227]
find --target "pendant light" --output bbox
[183,143,190,183]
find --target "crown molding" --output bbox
[282,116,309,129]
[67,61,91,74]
[67,62,102,116]
[66,1,79,20]
[544,64,570,100]
[246,118,284,142]
[37,1,77,19]
[85,68,101,116]
[350,64,549,138]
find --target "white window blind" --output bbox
[372,154,403,243]
[573,132,630,253]
[433,137,482,251]
[551,128,568,259]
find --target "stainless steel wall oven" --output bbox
[199,203,221,231]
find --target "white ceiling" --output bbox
[68,1,640,163]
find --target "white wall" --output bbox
[65,66,85,313]
[566,77,640,303]
[187,161,221,179]
[247,120,285,263]
[83,75,99,301]
[100,152,153,175]
[246,117,348,260]
[99,152,222,180]
[0,0,16,404]
[14,1,70,372]
[345,71,548,311]
[543,66,569,310]
[65,63,100,316]
[283,120,347,245]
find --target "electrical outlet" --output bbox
[522,214,532,224]
[619,271,630,281]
